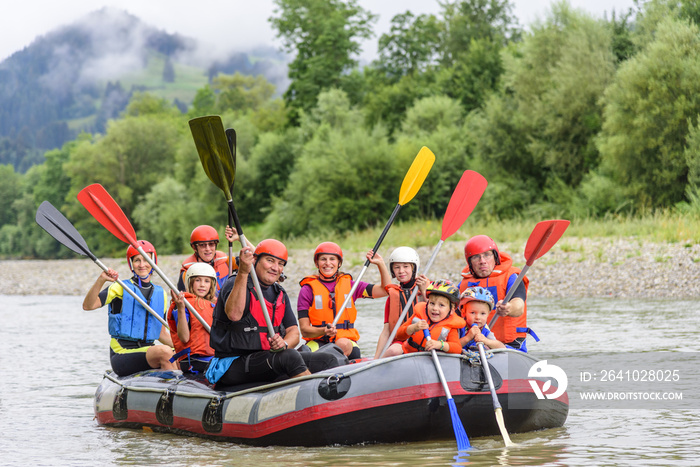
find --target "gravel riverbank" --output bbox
[2,237,699,299]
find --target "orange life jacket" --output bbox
[459,251,529,344]
[180,251,235,293]
[400,302,466,354]
[167,292,214,358]
[385,283,418,342]
[299,274,360,342]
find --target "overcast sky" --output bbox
[1,0,636,62]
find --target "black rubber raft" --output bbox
[94,349,568,446]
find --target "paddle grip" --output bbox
[487,263,530,329]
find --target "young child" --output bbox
[459,286,505,350]
[398,280,466,354]
[374,247,429,358]
[168,263,217,373]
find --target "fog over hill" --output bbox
[0,7,288,173]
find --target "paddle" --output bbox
[188,115,275,338]
[378,170,488,358]
[35,201,169,329]
[77,183,211,332]
[488,219,570,329]
[422,329,471,450]
[331,147,436,328]
[225,127,237,277]
[476,342,515,447]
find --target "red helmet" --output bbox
[254,239,288,265]
[190,225,219,247]
[314,242,343,266]
[126,240,157,270]
[464,235,500,274]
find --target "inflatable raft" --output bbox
[94,349,568,446]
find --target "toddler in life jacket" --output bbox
[168,263,217,373]
[458,287,505,350]
[398,280,466,354]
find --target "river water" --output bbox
[1,294,699,466]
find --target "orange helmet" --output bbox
[314,242,343,266]
[126,240,157,271]
[190,225,219,247]
[254,239,288,265]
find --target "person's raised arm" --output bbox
[367,250,391,298]
[224,245,253,321]
[83,269,117,310]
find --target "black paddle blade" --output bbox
[189,116,235,200]
[35,201,94,259]
[225,128,236,191]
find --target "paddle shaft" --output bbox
[477,342,515,447]
[331,203,401,327]
[226,201,276,337]
[135,245,211,332]
[377,239,444,358]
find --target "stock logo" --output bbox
[528,360,568,400]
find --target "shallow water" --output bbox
[1,294,699,466]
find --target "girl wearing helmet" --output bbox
[178,225,240,296]
[374,247,430,359]
[298,242,391,359]
[168,263,218,373]
[459,234,531,351]
[396,279,466,355]
[82,240,177,376]
[458,287,504,350]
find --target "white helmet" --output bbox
[185,262,217,286]
[388,247,420,279]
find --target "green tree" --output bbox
[374,12,442,82]
[189,85,217,118]
[270,0,376,124]
[596,17,700,208]
[213,73,276,114]
[0,164,20,226]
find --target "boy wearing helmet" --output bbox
[207,240,339,387]
[178,225,240,295]
[168,263,217,373]
[459,287,504,350]
[460,235,533,351]
[297,242,391,359]
[374,247,430,359]
[82,240,177,376]
[397,280,466,354]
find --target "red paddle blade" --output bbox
[441,170,488,240]
[524,219,570,265]
[77,183,137,246]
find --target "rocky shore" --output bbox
[3,237,699,299]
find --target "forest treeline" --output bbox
[2,0,700,259]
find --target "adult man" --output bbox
[206,239,338,387]
[178,225,238,294]
[458,235,537,352]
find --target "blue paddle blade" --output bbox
[448,398,471,450]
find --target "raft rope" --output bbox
[463,347,493,365]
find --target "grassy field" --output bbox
[251,211,700,255]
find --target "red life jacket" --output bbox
[167,292,214,358]
[209,277,287,357]
[299,274,360,342]
[400,302,466,354]
[385,283,418,342]
[459,252,529,344]
[180,251,235,292]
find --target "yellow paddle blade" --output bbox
[398,146,435,205]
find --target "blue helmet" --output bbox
[459,286,495,309]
